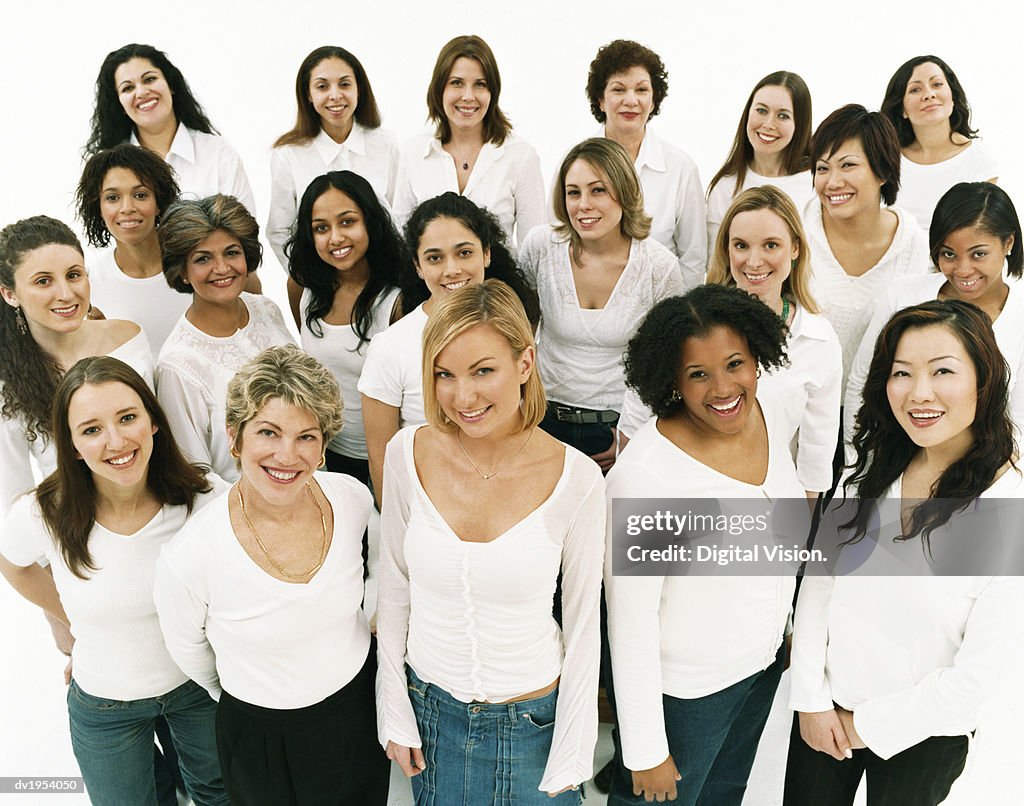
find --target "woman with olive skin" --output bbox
[706,71,814,252]
[586,39,706,289]
[844,182,1024,443]
[604,284,801,805]
[267,46,399,270]
[787,300,1024,806]
[881,55,998,234]
[392,35,545,248]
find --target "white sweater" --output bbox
[898,140,999,234]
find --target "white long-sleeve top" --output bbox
[605,392,801,771]
[805,200,931,393]
[155,294,294,481]
[519,225,684,411]
[153,472,374,708]
[356,303,428,428]
[600,126,707,290]
[266,124,400,269]
[375,425,606,793]
[844,274,1024,444]
[706,170,815,256]
[0,479,225,700]
[789,468,1024,760]
[299,286,401,459]
[898,140,999,234]
[392,130,546,248]
[0,328,153,518]
[616,304,841,493]
[131,124,255,216]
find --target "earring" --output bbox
[756,368,762,379]
[13,306,27,335]
[318,453,327,469]
[669,389,682,403]
[230,445,240,459]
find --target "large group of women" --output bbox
[0,31,1020,806]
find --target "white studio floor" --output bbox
[1,506,1021,804]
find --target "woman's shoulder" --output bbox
[399,129,437,158]
[314,469,374,511]
[164,485,231,560]
[91,316,141,347]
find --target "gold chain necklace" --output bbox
[456,429,534,480]
[236,481,327,581]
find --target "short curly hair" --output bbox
[624,284,789,419]
[586,39,668,124]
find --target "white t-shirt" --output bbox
[299,285,401,458]
[356,303,429,429]
[706,169,815,256]
[266,124,400,269]
[898,139,999,234]
[0,479,225,700]
[154,472,373,709]
[155,294,295,481]
[518,225,684,411]
[376,425,606,794]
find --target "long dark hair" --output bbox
[37,357,211,579]
[0,216,83,443]
[881,55,977,148]
[426,35,511,145]
[843,300,1014,546]
[400,192,539,326]
[85,43,217,155]
[287,171,407,344]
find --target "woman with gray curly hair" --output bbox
[154,344,390,805]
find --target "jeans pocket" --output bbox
[68,680,126,711]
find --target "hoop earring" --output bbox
[756,368,762,379]
[318,453,327,469]
[13,306,28,335]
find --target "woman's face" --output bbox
[746,85,796,160]
[675,326,759,437]
[308,57,358,136]
[99,167,160,246]
[0,244,89,338]
[565,158,624,244]
[68,381,156,492]
[902,62,954,130]
[114,57,175,133]
[886,324,977,455]
[433,323,533,439]
[414,216,489,303]
[728,208,798,306]
[232,397,324,508]
[936,226,1012,304]
[182,230,248,305]
[311,187,370,279]
[442,57,491,134]
[600,65,653,140]
[814,137,886,221]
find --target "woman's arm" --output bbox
[0,554,70,627]
[0,416,37,520]
[670,155,708,291]
[794,328,843,494]
[286,278,303,331]
[510,144,547,249]
[362,396,401,509]
[155,363,215,471]
[267,147,297,270]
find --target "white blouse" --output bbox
[266,124,400,269]
[356,303,429,429]
[155,294,295,481]
[376,425,606,793]
[518,225,684,411]
[154,472,374,709]
[898,140,999,234]
[706,169,815,256]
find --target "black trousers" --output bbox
[215,644,389,806]
[782,713,969,806]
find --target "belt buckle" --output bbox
[554,405,578,423]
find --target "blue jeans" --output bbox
[67,678,227,806]
[407,667,581,805]
[608,646,785,806]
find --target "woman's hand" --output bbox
[386,741,426,777]
[798,709,853,760]
[631,754,681,802]
[589,427,626,472]
[835,708,867,750]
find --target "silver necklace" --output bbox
[456,429,534,480]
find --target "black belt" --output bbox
[548,403,619,425]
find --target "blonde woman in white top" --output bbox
[267,46,399,269]
[376,280,605,802]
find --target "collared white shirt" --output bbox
[267,123,400,269]
[392,129,546,248]
[706,169,815,257]
[131,124,256,215]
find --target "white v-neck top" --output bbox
[375,425,606,793]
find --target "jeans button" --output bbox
[471,706,481,713]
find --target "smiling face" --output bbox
[565,158,624,244]
[676,326,759,437]
[311,187,370,280]
[886,324,977,456]
[414,216,489,306]
[183,230,248,305]
[814,137,886,221]
[113,57,176,134]
[937,226,1012,305]
[903,62,954,130]
[746,85,796,161]
[600,65,653,140]
[433,323,533,438]
[99,167,159,247]
[69,381,156,494]
[442,57,491,134]
[308,57,358,140]
[0,244,89,338]
[728,208,798,308]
